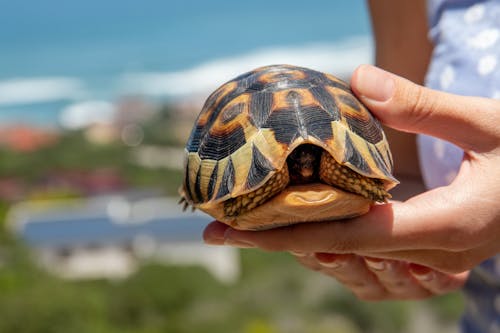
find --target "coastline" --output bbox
[0,37,372,128]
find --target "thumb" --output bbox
[351,65,499,152]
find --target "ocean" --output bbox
[0,0,372,127]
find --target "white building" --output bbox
[6,194,240,284]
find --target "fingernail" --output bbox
[224,230,255,248]
[410,265,435,281]
[365,258,386,271]
[290,251,308,257]
[315,253,343,269]
[355,65,395,102]
[224,238,255,248]
[319,260,342,269]
[413,271,435,282]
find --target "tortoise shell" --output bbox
[182,64,397,208]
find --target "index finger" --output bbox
[351,65,500,153]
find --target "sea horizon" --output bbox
[0,1,372,127]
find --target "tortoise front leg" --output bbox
[319,151,390,202]
[224,164,290,217]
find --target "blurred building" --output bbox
[6,195,239,283]
[41,168,126,196]
[131,145,185,170]
[0,125,59,152]
[0,177,26,201]
[114,96,156,128]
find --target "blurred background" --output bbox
[0,1,464,332]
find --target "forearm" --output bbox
[368,0,433,83]
[367,0,434,192]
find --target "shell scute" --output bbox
[215,157,235,200]
[309,85,342,121]
[248,91,274,127]
[246,144,275,190]
[183,64,397,206]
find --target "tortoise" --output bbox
[180,64,398,230]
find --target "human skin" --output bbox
[204,0,500,301]
[203,64,500,300]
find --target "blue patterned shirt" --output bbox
[422,1,500,332]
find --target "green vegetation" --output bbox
[0,131,121,179]
[0,243,464,333]
[0,114,465,332]
[0,131,181,198]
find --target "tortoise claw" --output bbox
[179,197,191,212]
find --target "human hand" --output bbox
[203,65,500,296]
[204,221,468,300]
[291,252,468,300]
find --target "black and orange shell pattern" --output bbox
[182,64,398,206]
